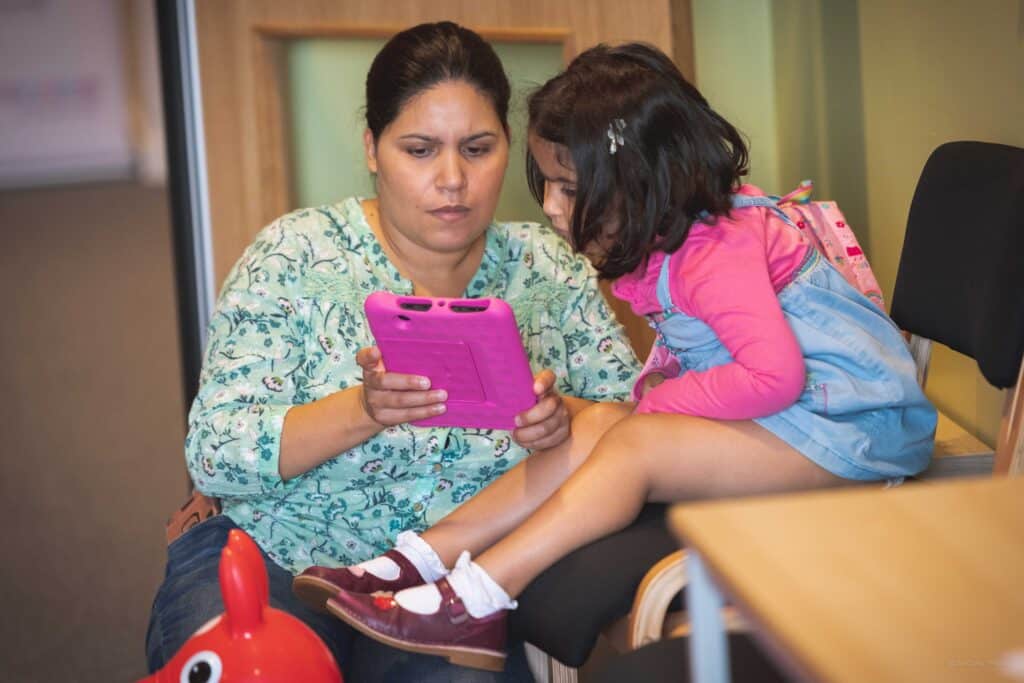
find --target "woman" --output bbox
[145,21,639,681]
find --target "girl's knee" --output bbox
[590,412,707,465]
[572,400,633,436]
[561,401,633,465]
[604,410,687,437]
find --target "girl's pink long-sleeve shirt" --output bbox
[611,186,813,420]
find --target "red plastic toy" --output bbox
[138,529,343,683]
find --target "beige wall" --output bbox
[696,0,1022,446]
[858,0,1023,445]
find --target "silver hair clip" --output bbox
[607,118,626,155]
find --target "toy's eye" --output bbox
[179,650,222,683]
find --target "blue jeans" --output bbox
[145,515,533,682]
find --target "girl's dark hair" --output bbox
[527,43,749,279]
[366,22,511,140]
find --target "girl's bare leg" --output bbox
[422,401,634,566]
[476,412,849,597]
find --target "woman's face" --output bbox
[527,132,576,240]
[365,80,509,254]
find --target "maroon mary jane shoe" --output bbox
[292,549,425,612]
[326,578,508,672]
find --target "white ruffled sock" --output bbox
[393,551,517,618]
[354,531,448,582]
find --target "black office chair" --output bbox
[890,140,1024,478]
[514,140,1024,679]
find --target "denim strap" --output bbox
[730,193,797,228]
[655,252,676,316]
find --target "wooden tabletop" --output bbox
[670,477,1024,683]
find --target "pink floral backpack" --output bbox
[776,180,886,310]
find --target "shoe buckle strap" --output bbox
[437,578,469,625]
[446,595,468,625]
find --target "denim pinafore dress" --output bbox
[649,195,937,480]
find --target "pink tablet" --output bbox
[364,292,538,430]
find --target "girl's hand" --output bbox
[356,346,447,426]
[640,372,666,398]
[512,369,571,451]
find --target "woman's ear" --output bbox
[363,129,378,174]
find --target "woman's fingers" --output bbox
[515,409,568,441]
[356,346,383,370]
[358,346,431,391]
[532,368,557,397]
[513,392,570,449]
[516,391,559,427]
[362,389,447,426]
[357,346,444,425]
[514,416,570,450]
[367,371,433,392]
[372,403,447,425]
[366,389,447,411]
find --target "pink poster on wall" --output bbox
[0,0,133,187]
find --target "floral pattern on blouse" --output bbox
[185,197,640,573]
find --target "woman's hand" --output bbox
[512,369,571,451]
[357,346,448,426]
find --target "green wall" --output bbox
[287,38,562,226]
[694,0,1024,445]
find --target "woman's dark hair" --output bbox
[366,22,511,140]
[527,43,749,279]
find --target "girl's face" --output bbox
[527,132,576,240]
[365,80,509,255]
[528,132,620,262]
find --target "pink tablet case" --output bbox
[364,292,537,430]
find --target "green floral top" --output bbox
[186,198,640,573]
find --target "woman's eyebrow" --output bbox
[396,134,440,143]
[395,131,500,144]
[461,131,499,143]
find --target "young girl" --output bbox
[295,43,936,671]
